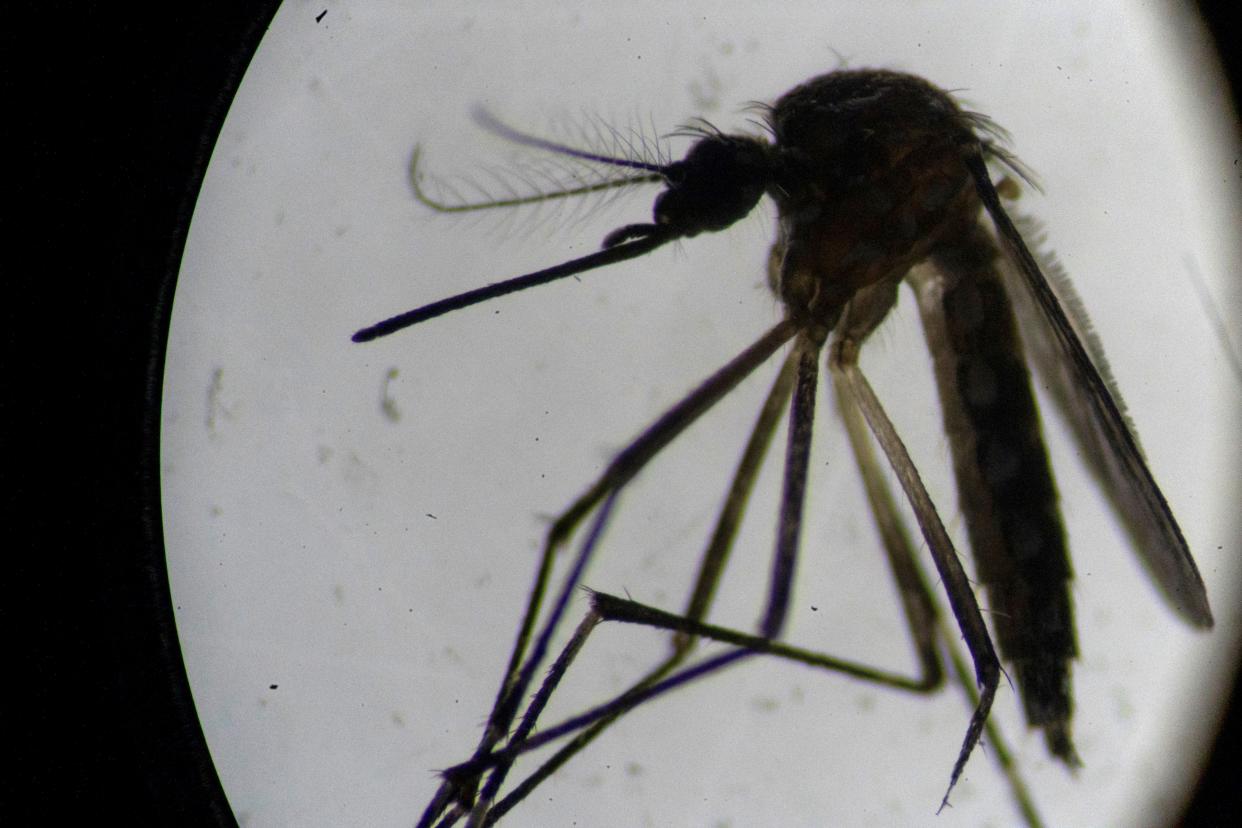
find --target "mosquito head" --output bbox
[652,133,773,238]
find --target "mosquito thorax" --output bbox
[652,134,773,238]
[765,69,983,328]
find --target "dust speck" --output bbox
[381,366,402,422]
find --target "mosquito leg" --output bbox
[463,610,604,828]
[489,320,796,711]
[472,243,799,821]
[483,348,801,823]
[829,336,1000,810]
[942,635,1046,828]
[462,494,620,827]
[835,356,1042,826]
[420,320,798,825]
[678,346,801,648]
[833,361,942,685]
[589,591,936,688]
[442,335,822,794]
[762,332,822,637]
[419,497,621,828]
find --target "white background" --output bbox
[163,2,1241,826]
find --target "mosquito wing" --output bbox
[966,155,1213,628]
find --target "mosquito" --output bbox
[352,69,1214,827]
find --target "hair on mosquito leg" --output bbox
[354,68,1212,827]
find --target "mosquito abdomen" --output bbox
[915,220,1080,765]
